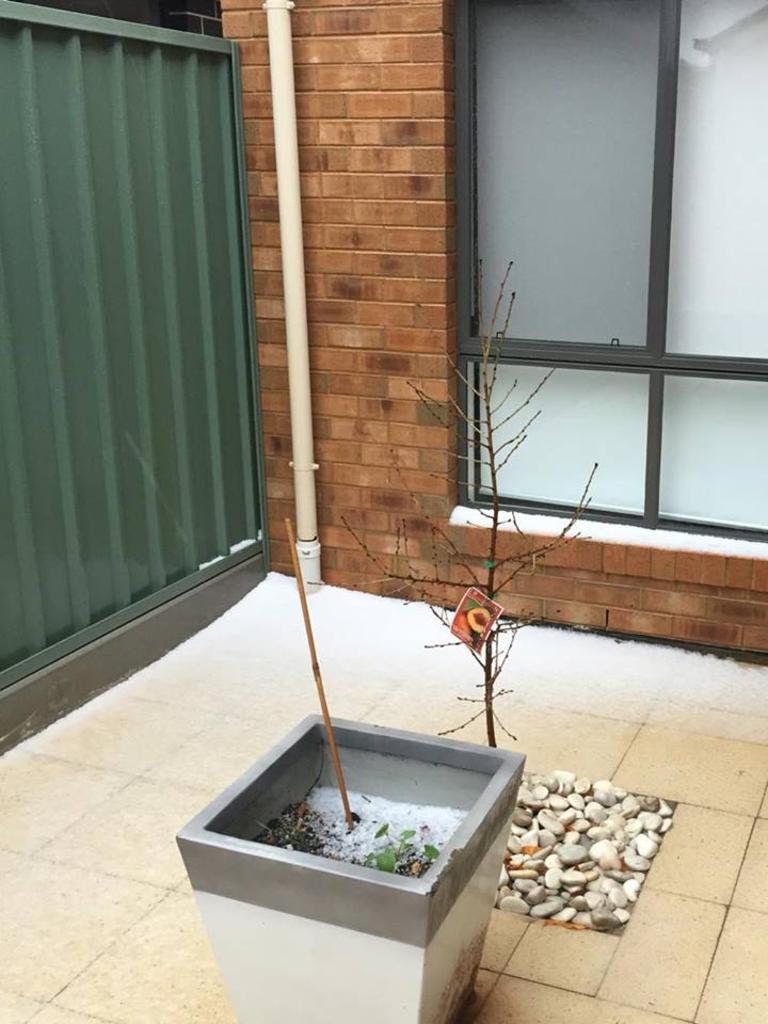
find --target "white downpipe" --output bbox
[263,0,321,585]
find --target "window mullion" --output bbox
[646,0,682,359]
[643,372,664,528]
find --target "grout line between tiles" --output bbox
[46,888,174,1011]
[27,998,118,1024]
[608,720,644,781]
[506,975,694,1022]
[691,806,764,1023]
[594,920,625,996]
[691,903,732,1024]
[496,918,530,975]
[27,847,183,895]
[471,968,501,1022]
[597,991,694,1022]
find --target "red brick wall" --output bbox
[452,526,768,651]
[222,0,768,656]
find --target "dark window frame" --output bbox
[456,0,768,541]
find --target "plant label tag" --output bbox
[450,587,504,653]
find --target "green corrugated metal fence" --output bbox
[0,1,266,691]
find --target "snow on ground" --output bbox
[450,505,768,559]
[8,571,768,771]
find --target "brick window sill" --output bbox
[448,506,768,653]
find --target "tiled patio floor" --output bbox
[2,573,768,1023]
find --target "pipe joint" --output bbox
[295,538,322,589]
[263,0,294,9]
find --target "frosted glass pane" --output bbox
[482,366,648,513]
[660,377,768,529]
[475,0,659,345]
[667,0,768,357]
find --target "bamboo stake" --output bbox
[285,518,354,830]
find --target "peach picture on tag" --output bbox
[450,587,504,653]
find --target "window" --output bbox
[458,0,768,538]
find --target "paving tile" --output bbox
[55,893,235,1024]
[0,753,129,854]
[0,858,162,1002]
[760,788,768,819]
[646,701,768,745]
[732,818,768,914]
[135,663,374,728]
[505,922,619,996]
[698,907,768,1024]
[665,659,768,721]
[480,909,529,972]
[646,803,753,904]
[460,969,500,1023]
[370,695,638,779]
[476,976,687,1023]
[508,626,662,724]
[464,706,639,781]
[124,590,392,725]
[0,990,42,1024]
[42,777,210,889]
[363,687,471,737]
[598,889,724,1020]
[0,848,25,874]
[146,715,284,798]
[613,726,768,815]
[30,1007,115,1024]
[26,697,214,775]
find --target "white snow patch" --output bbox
[305,784,465,867]
[450,505,768,559]
[230,538,257,554]
[198,538,258,571]
[198,555,225,571]
[9,572,768,771]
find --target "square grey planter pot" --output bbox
[178,715,525,1024]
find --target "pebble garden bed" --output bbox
[497,771,674,931]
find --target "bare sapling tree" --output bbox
[344,263,596,747]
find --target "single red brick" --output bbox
[724,558,754,591]
[743,625,768,651]
[608,608,673,638]
[543,600,607,629]
[316,64,381,92]
[753,560,768,592]
[602,545,627,577]
[706,598,768,625]
[625,546,652,578]
[672,617,742,647]
[514,573,576,601]
[576,582,641,609]
[674,551,702,584]
[700,554,727,586]
[642,589,708,617]
[650,549,676,581]
[498,594,544,620]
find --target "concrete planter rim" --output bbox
[178,714,525,946]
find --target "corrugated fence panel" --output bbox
[0,3,263,689]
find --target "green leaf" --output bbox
[423,844,439,862]
[363,852,375,866]
[399,829,416,842]
[483,560,496,569]
[376,847,397,873]
[374,823,389,839]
